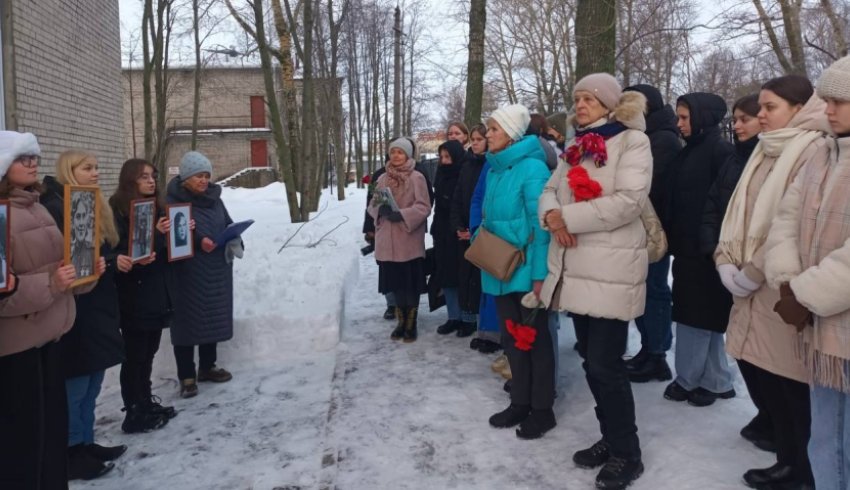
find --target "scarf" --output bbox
[718,127,823,265]
[384,158,416,196]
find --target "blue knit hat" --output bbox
[179,151,213,180]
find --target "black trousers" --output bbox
[120,328,163,408]
[173,343,217,380]
[0,342,69,490]
[738,360,773,435]
[748,363,813,484]
[495,292,554,410]
[393,289,421,308]
[573,314,641,460]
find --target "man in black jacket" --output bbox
[622,84,681,382]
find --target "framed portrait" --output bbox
[166,203,193,262]
[0,200,10,293]
[63,185,101,288]
[129,198,156,263]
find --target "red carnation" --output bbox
[564,145,582,167]
[361,174,372,184]
[505,319,537,351]
[567,165,603,202]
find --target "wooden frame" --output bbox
[0,200,10,293]
[129,198,156,263]
[63,185,100,288]
[166,203,194,262]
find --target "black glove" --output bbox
[379,205,403,222]
[386,211,403,222]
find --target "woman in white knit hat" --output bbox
[538,72,651,489]
[764,54,850,490]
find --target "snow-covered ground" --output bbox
[74,183,769,490]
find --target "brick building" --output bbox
[123,67,276,181]
[1,0,124,190]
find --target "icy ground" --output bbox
[74,184,771,490]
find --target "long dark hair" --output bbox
[109,158,165,216]
[762,75,813,107]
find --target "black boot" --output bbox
[663,380,692,402]
[743,463,796,487]
[403,307,419,343]
[740,416,777,452]
[68,444,114,480]
[121,404,169,434]
[382,306,396,320]
[628,353,672,383]
[456,321,477,338]
[624,347,648,371]
[436,319,460,335]
[573,440,611,469]
[595,456,644,489]
[390,307,405,341]
[515,408,556,439]
[141,395,177,420]
[488,403,530,428]
[476,339,502,354]
[85,443,127,462]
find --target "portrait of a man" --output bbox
[70,190,95,278]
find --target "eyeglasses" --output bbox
[13,155,39,168]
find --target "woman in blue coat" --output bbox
[481,104,554,440]
[167,151,236,398]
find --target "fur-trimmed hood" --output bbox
[569,91,647,132]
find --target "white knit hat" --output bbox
[388,138,413,159]
[0,131,40,180]
[817,56,850,102]
[489,104,531,141]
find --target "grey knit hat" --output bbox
[817,55,850,102]
[388,138,414,159]
[179,151,213,180]
[574,73,622,110]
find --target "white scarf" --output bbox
[718,127,822,265]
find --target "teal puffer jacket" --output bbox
[479,135,551,296]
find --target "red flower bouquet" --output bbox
[564,133,608,168]
[567,165,602,202]
[361,174,372,185]
[505,319,537,351]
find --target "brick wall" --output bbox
[5,0,124,192]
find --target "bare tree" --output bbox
[464,0,486,127]
[575,0,616,79]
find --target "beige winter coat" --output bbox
[538,91,652,321]
[718,98,829,383]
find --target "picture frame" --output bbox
[129,198,156,263]
[0,200,10,293]
[166,203,194,262]
[63,185,101,288]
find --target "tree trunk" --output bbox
[270,0,303,192]
[142,0,154,161]
[464,0,486,128]
[191,0,201,150]
[778,0,807,75]
[300,0,317,218]
[575,0,616,79]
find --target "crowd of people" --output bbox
[0,140,240,487]
[364,56,850,490]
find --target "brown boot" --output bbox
[390,307,405,340]
[180,378,198,398]
[197,366,233,383]
[403,306,418,343]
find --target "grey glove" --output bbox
[225,238,244,264]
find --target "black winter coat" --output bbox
[666,93,736,332]
[450,150,486,313]
[113,207,175,331]
[699,136,758,256]
[40,176,125,379]
[430,141,465,289]
[167,177,234,346]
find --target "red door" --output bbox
[250,140,268,167]
[250,96,265,128]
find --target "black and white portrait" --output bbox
[167,203,193,261]
[0,201,9,291]
[130,199,155,262]
[70,190,96,278]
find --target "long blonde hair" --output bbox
[55,150,119,247]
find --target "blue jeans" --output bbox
[444,287,475,322]
[385,292,396,308]
[634,254,672,354]
[673,323,733,393]
[66,370,105,446]
[810,384,850,490]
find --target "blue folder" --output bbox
[215,219,254,247]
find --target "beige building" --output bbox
[1,0,124,190]
[123,67,276,181]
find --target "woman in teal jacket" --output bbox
[481,104,554,440]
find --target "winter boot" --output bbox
[628,353,672,383]
[456,321,477,338]
[595,456,644,489]
[68,444,115,480]
[390,307,406,340]
[141,395,177,420]
[198,366,233,383]
[516,408,556,439]
[403,307,419,343]
[180,378,199,398]
[663,380,692,402]
[436,319,460,335]
[476,339,502,354]
[488,403,530,428]
[624,347,648,371]
[573,440,611,469]
[688,387,736,407]
[491,354,509,373]
[382,306,396,320]
[121,405,169,434]
[740,416,777,452]
[503,379,512,393]
[743,463,795,487]
[85,443,127,462]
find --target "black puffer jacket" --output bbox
[450,149,486,313]
[699,136,759,256]
[40,176,125,379]
[666,93,736,333]
[167,177,234,346]
[430,140,465,289]
[625,84,682,223]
